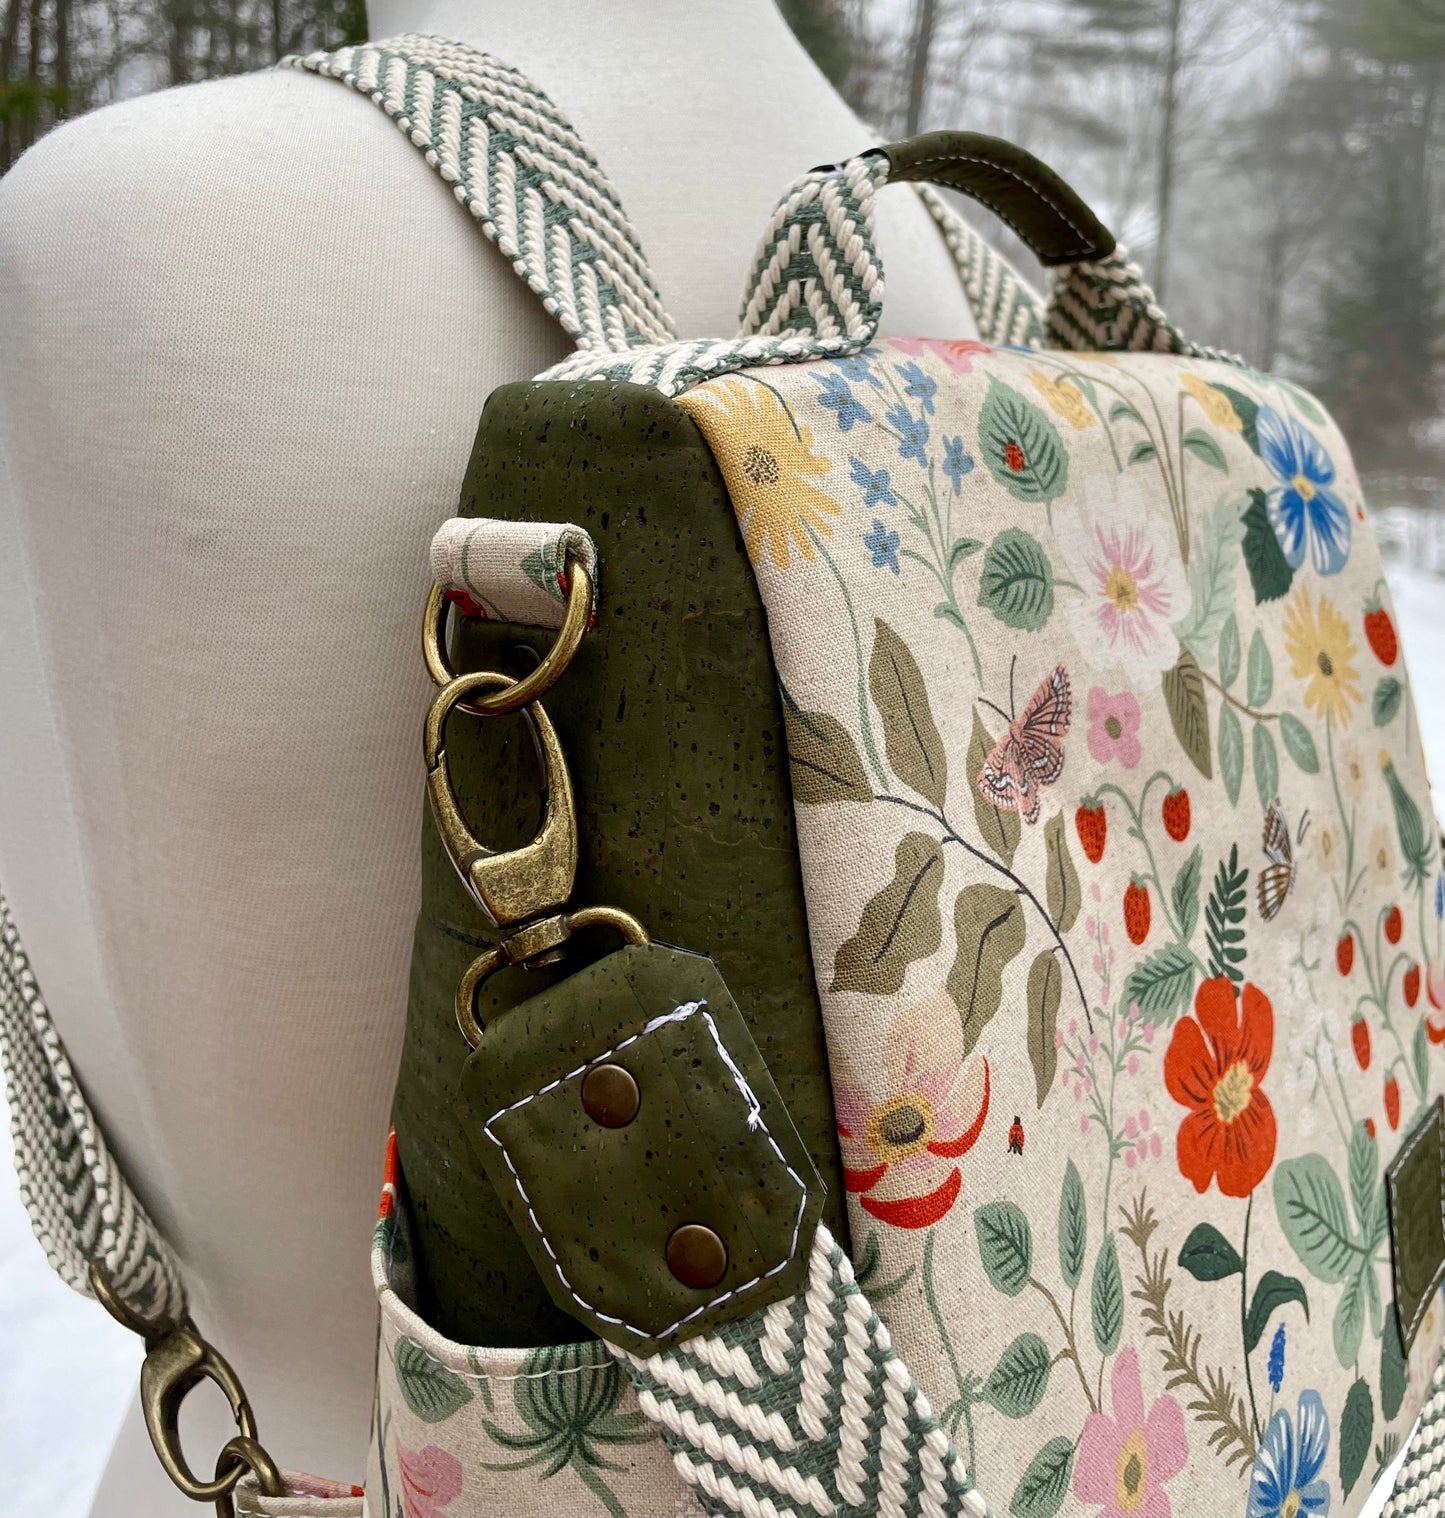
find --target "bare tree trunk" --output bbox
[1154,0,1185,302]
[1257,213,1286,373]
[905,0,937,136]
[20,0,41,156]
[271,0,284,62]
[54,0,69,118]
[0,0,23,172]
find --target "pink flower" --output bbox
[1087,688,1143,768]
[396,1443,463,1518]
[1074,1349,1188,1517]
[887,337,992,374]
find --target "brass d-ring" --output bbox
[423,560,592,718]
[455,906,650,1048]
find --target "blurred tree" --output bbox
[778,0,859,93]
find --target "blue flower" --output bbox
[943,435,974,493]
[849,456,897,510]
[1247,1389,1331,1518]
[895,361,937,415]
[863,519,901,574]
[834,350,884,390]
[1435,869,1443,920]
[1258,406,1351,576]
[814,373,872,431]
[1268,1324,1286,1394]
[885,403,929,465]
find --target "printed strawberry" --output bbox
[1123,879,1151,946]
[1351,1016,1371,1071]
[1076,802,1107,865]
[1337,932,1354,977]
[1428,1017,1445,1046]
[1365,1117,1377,1139]
[1161,787,1191,843]
[1363,598,1398,667]
[1404,963,1421,1008]
[1385,1076,1401,1132]
[1384,904,1403,945]
[1430,963,1445,1011]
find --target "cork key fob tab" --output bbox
[457,942,825,1354]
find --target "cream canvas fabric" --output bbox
[677,340,1445,1518]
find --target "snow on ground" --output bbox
[1,560,1441,1517]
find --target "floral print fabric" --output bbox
[676,341,1445,1518]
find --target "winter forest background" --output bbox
[2,0,1444,543]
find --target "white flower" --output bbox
[1054,475,1189,683]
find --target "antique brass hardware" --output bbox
[580,1063,641,1128]
[88,1260,284,1517]
[665,1224,729,1290]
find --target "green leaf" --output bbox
[1172,846,1202,942]
[1340,1378,1374,1497]
[1241,489,1294,604]
[1279,712,1321,774]
[975,1200,1033,1296]
[1128,439,1158,465]
[1026,951,1062,1110]
[967,710,1021,867]
[1275,375,1327,424]
[785,706,873,804]
[1206,845,1249,984]
[1247,628,1274,707]
[1335,1265,1368,1367]
[1414,1018,1429,1104]
[1108,399,1144,426]
[870,620,947,809]
[1058,1160,1087,1291]
[1244,1271,1310,1353]
[948,883,1027,1053]
[1123,943,1198,1022]
[1218,612,1241,689]
[1253,721,1279,813]
[1174,497,1244,659]
[1373,677,1404,727]
[1183,427,1228,470]
[1163,648,1213,779]
[1178,1221,1243,1282]
[1010,1437,1075,1518]
[831,833,944,996]
[984,1332,1053,1418]
[1274,1154,1366,1285]
[394,1336,474,1423]
[978,378,1070,504]
[1043,811,1081,932]
[978,528,1056,631]
[1218,703,1244,806]
[1347,1120,1379,1240]
[950,537,984,566]
[1091,1234,1124,1355]
[1381,1301,1408,1420]
[1211,384,1261,454]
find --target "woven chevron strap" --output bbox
[616,1225,992,1518]
[1386,1355,1445,1518]
[285,36,675,356]
[0,889,184,1323]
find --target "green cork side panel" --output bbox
[393,380,846,1347]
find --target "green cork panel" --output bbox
[459,942,823,1354]
[393,379,846,1347]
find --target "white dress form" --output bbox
[0,3,978,1511]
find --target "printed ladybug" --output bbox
[1384,1076,1401,1132]
[1337,933,1354,977]
[1404,963,1421,1008]
[1363,598,1399,667]
[1384,904,1403,945]
[1008,1116,1025,1156]
[1076,802,1107,865]
[1124,880,1151,945]
[1003,440,1027,473]
[1161,787,1191,843]
[1351,1017,1371,1071]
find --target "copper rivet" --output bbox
[580,1063,640,1128]
[666,1224,728,1290]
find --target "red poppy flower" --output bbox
[832,992,990,1229]
[1163,977,1276,1198]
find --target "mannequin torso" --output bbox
[0,4,978,1510]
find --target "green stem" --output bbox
[812,529,886,788]
[1094,775,1191,945]
[1326,712,1359,909]
[924,1230,972,1411]
[572,1456,629,1518]
[1028,1277,1099,1412]
[1241,1195,1262,1444]
[1198,664,1279,722]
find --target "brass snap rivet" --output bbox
[580,1063,640,1128]
[666,1224,728,1290]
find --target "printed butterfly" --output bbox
[976,663,1072,826]
[1258,798,1310,921]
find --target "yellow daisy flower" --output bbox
[1340,743,1368,801]
[1283,584,1361,729]
[678,379,839,570]
[1180,372,1243,433]
[1029,371,1095,429]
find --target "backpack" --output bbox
[5,33,1445,1518]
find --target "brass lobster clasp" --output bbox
[423,670,578,930]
